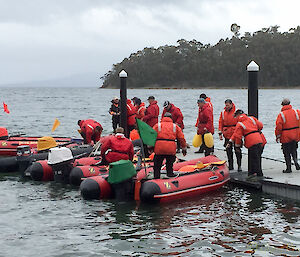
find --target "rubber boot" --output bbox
[283,153,292,173]
[236,151,242,172]
[226,147,234,170]
[291,150,300,170]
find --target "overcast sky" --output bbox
[0,0,299,85]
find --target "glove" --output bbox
[182,149,187,156]
[226,141,232,149]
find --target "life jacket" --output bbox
[162,103,184,129]
[275,105,300,143]
[153,117,186,155]
[218,103,237,139]
[101,133,134,163]
[130,129,140,141]
[135,103,146,119]
[232,115,266,148]
[127,99,136,126]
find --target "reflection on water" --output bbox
[0,88,300,256]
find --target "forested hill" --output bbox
[101,25,300,89]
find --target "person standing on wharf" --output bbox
[275,98,300,173]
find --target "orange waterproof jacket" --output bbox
[230,114,266,148]
[275,105,300,143]
[135,103,146,120]
[79,119,103,144]
[161,103,184,129]
[153,117,187,155]
[195,97,213,127]
[101,133,134,164]
[196,103,214,135]
[127,99,136,126]
[143,101,159,127]
[218,103,238,139]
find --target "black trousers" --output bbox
[224,138,242,168]
[153,154,176,179]
[248,143,263,176]
[202,134,214,156]
[282,141,299,170]
[112,116,120,132]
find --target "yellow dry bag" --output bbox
[203,133,214,148]
[192,134,202,148]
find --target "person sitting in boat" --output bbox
[109,97,120,133]
[78,119,103,145]
[100,127,134,165]
[132,97,146,120]
[152,112,187,179]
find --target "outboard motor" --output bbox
[48,147,73,183]
[107,160,137,201]
[16,145,32,177]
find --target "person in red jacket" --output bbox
[143,96,159,127]
[100,127,134,164]
[218,99,241,171]
[78,119,103,144]
[196,98,214,156]
[228,110,266,179]
[275,98,300,173]
[195,93,213,153]
[132,97,146,120]
[162,101,184,153]
[153,112,187,179]
[127,99,136,134]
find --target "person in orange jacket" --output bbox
[227,110,266,179]
[196,98,214,156]
[78,119,103,144]
[143,96,159,127]
[132,97,146,120]
[195,93,213,153]
[100,127,134,164]
[275,98,300,173]
[162,101,184,153]
[127,99,136,134]
[153,112,187,179]
[218,99,242,171]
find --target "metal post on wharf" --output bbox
[247,60,260,173]
[119,70,128,138]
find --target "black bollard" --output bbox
[119,70,128,137]
[247,61,259,174]
[247,61,259,118]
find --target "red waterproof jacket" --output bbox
[218,103,238,139]
[101,133,134,164]
[230,114,266,148]
[153,117,187,155]
[135,103,146,119]
[79,119,103,144]
[196,97,213,127]
[143,100,159,127]
[275,105,300,143]
[127,99,136,126]
[161,103,184,129]
[197,103,214,135]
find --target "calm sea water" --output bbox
[0,88,300,256]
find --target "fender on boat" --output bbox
[69,166,108,186]
[80,176,112,200]
[30,160,54,181]
[140,181,162,203]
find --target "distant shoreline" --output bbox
[99,86,300,89]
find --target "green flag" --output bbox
[136,118,157,146]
